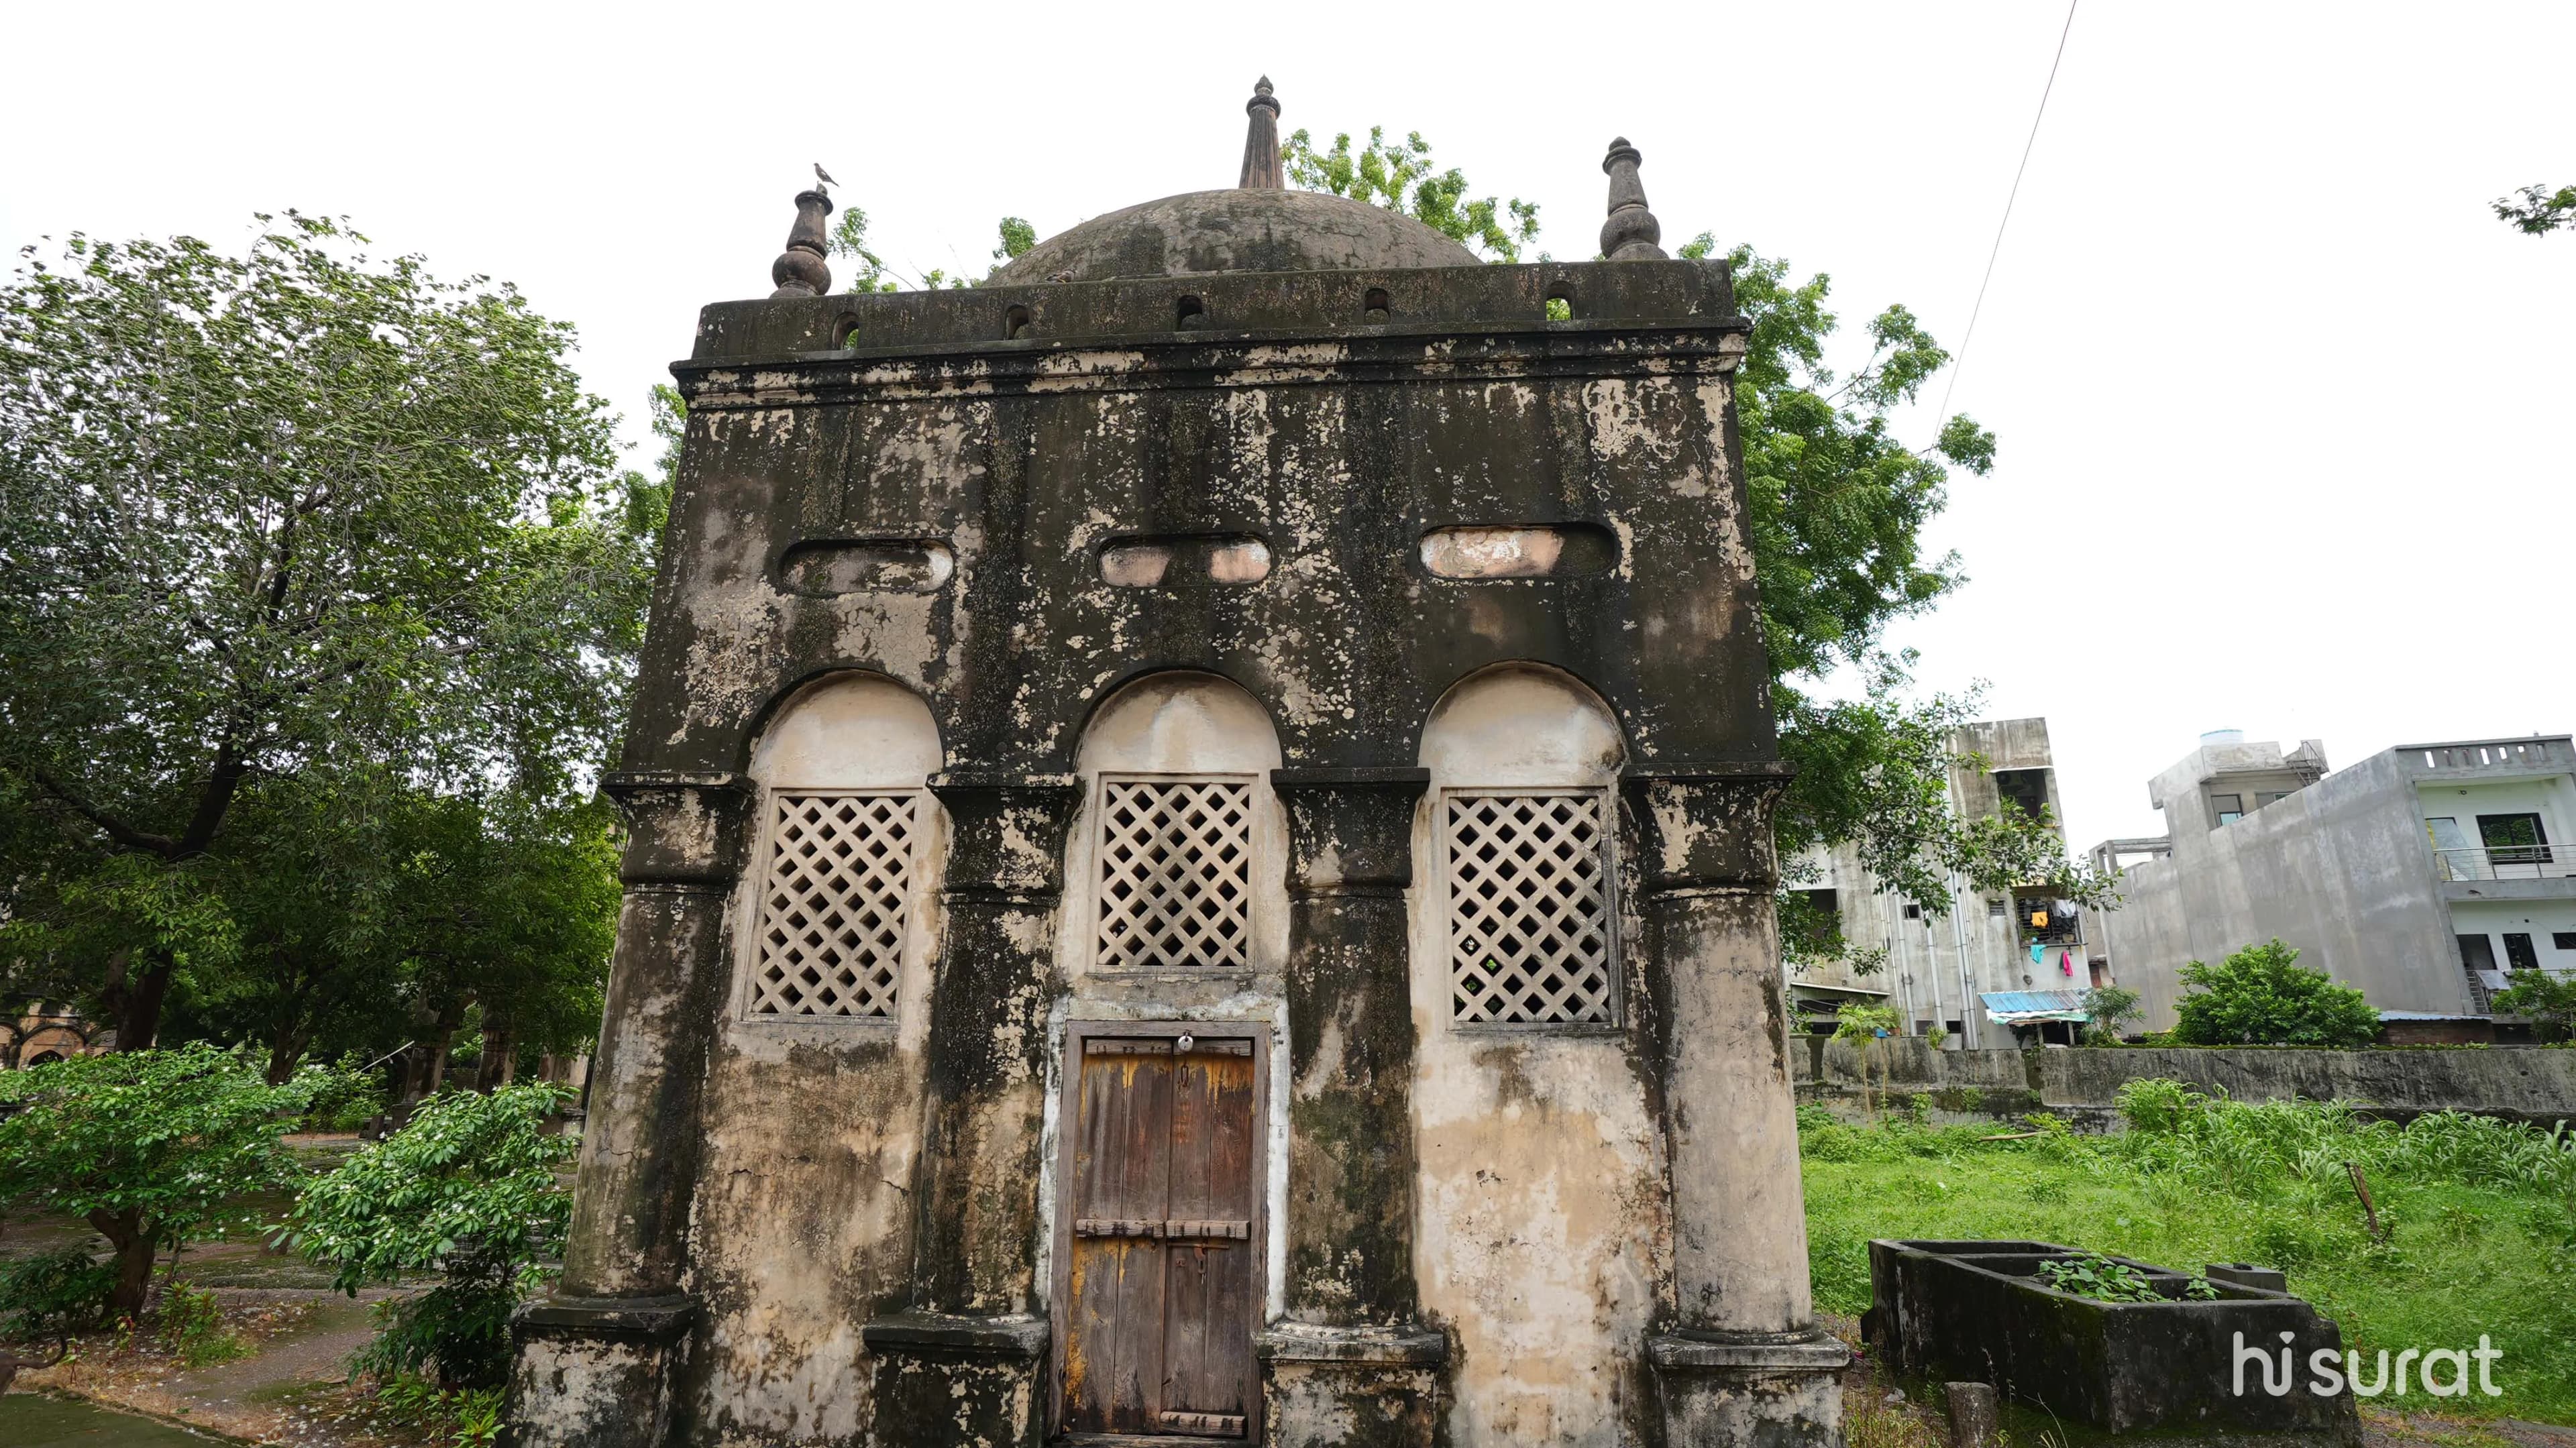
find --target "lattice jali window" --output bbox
[1095,778,1254,970]
[747,791,917,1018]
[1446,790,1615,1025]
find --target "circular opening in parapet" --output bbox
[1363,286,1391,323]
[1544,290,1574,323]
[1005,304,1031,340]
[836,313,864,348]
[1175,295,1207,330]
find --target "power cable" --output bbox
[1931,0,2080,436]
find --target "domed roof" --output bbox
[989,187,1478,285]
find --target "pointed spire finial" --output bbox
[1599,136,1667,262]
[1240,76,1284,190]
[770,186,835,298]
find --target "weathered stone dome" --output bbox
[989,188,1478,285]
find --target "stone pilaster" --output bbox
[1623,763,1846,1448]
[865,771,1081,1448]
[509,771,755,1448]
[1259,766,1447,1448]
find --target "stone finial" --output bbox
[1599,137,1668,262]
[1239,76,1284,190]
[770,188,835,298]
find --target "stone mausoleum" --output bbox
[509,80,1842,1448]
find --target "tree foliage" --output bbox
[284,1082,576,1386]
[2494,182,2576,236]
[2169,939,2381,1049]
[1283,126,1541,262]
[2490,968,2576,1042]
[0,1044,315,1315]
[0,215,652,1050]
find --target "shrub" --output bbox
[2491,969,2576,1042]
[283,1082,574,1388]
[156,1282,250,1367]
[0,1245,117,1339]
[2082,985,2143,1044]
[299,1054,390,1134]
[0,1044,317,1315]
[2115,1078,2200,1135]
[2170,939,2380,1048]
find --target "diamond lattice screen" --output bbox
[749,792,916,1017]
[1095,779,1254,970]
[1446,791,1615,1024]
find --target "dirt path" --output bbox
[9,1288,419,1448]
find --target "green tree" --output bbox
[283,1082,576,1387]
[0,215,655,1051]
[2490,968,2576,1042]
[2081,985,2144,1044]
[0,1044,316,1315]
[1830,1003,1906,1119]
[2495,182,2576,235]
[1283,126,1542,261]
[2169,938,2381,1048]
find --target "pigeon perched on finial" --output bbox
[814,163,838,194]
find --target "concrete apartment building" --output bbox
[1788,718,2101,1048]
[2088,732,2576,1032]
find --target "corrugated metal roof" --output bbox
[1979,989,2090,1024]
[1979,991,2088,1013]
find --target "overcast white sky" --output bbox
[5,2,2569,848]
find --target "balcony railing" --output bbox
[2432,844,2576,881]
[2408,737,2574,773]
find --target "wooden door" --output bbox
[1061,1034,1258,1439]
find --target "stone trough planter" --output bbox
[1862,1239,2361,1443]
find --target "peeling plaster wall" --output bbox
[1409,667,1668,1447]
[686,676,947,1447]
[565,259,1784,1446]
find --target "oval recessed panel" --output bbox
[780,539,956,596]
[1419,523,1617,579]
[1100,535,1273,588]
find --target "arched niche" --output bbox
[1418,663,1625,789]
[733,673,945,1028]
[751,672,945,787]
[1407,663,1661,1447]
[1062,671,1289,981]
[1418,663,1627,1031]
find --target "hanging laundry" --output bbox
[2029,941,2045,965]
[2029,910,2049,930]
[2059,948,2074,976]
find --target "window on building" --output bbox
[1902,902,1922,920]
[2210,793,2243,827]
[1796,888,1841,950]
[2255,791,2289,810]
[2504,933,2540,972]
[2478,813,2551,867]
[749,791,919,1018]
[1988,897,2008,919]
[1095,777,1255,970]
[1994,769,2050,822]
[1445,789,1615,1025]
[2554,932,2576,951]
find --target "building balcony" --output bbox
[2435,844,2576,903]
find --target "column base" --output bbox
[1256,1323,1448,1448]
[508,1293,695,1448]
[861,1312,1048,1448]
[1649,1327,1848,1447]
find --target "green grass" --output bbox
[1800,1090,2576,1426]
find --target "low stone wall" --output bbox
[1792,1038,2576,1129]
